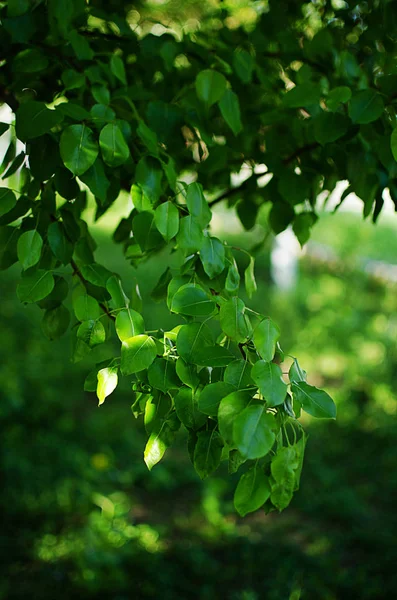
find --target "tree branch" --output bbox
[208,143,320,208]
[261,52,328,74]
[208,169,269,207]
[78,30,135,43]
[283,142,319,164]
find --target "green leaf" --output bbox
[80,263,113,288]
[199,236,226,279]
[79,159,110,203]
[174,387,207,430]
[233,50,254,84]
[234,465,271,517]
[175,358,200,390]
[193,429,224,479]
[62,69,86,91]
[7,0,30,17]
[269,201,295,234]
[99,123,130,167]
[121,334,157,375]
[198,382,235,416]
[13,48,48,72]
[349,90,384,125]
[228,449,247,474]
[144,412,180,470]
[220,297,251,343]
[0,123,9,136]
[293,434,307,491]
[326,86,351,111]
[132,211,164,252]
[110,54,127,85]
[177,215,205,253]
[17,270,55,304]
[15,101,64,141]
[137,120,158,156]
[234,404,276,459]
[313,112,349,145]
[97,367,118,406]
[60,124,98,176]
[131,183,152,212]
[171,283,216,317]
[291,382,336,419]
[283,83,321,108]
[115,308,145,341]
[17,229,43,270]
[270,470,296,511]
[144,394,172,435]
[148,358,180,393]
[77,319,106,347]
[225,257,240,294]
[292,212,317,247]
[47,222,73,264]
[196,70,227,109]
[219,89,242,136]
[38,276,68,310]
[391,128,397,163]
[186,182,212,228]
[151,268,172,302]
[176,322,214,363]
[167,276,190,310]
[253,318,280,362]
[289,358,307,384]
[73,294,100,322]
[28,135,60,182]
[271,446,296,482]
[2,151,26,180]
[57,102,91,121]
[269,445,301,510]
[194,345,235,367]
[106,275,129,309]
[0,188,16,218]
[41,304,70,340]
[154,201,179,242]
[135,157,163,203]
[224,359,253,390]
[244,256,257,298]
[0,195,30,227]
[251,360,288,407]
[90,103,116,127]
[54,167,79,200]
[218,391,251,445]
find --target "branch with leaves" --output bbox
[2,0,394,516]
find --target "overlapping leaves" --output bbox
[0,0,364,517]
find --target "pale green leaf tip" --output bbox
[144,458,153,471]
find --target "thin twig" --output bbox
[208,142,320,208]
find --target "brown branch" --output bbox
[261,52,328,74]
[78,30,135,43]
[283,142,319,165]
[208,169,268,207]
[208,142,320,208]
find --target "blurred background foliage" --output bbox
[2,196,397,599]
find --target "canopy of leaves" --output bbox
[1,0,392,515]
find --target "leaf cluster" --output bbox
[5,0,394,514]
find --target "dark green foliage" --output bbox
[1,0,395,515]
